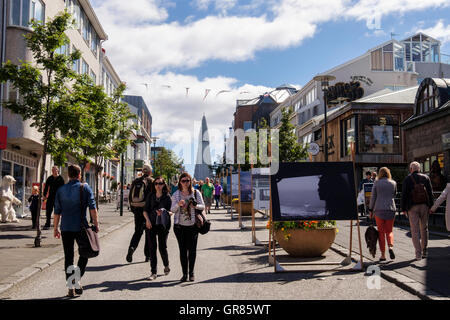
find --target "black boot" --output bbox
[126,247,134,263]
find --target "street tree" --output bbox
[277,107,308,162]
[0,12,81,246]
[154,147,184,182]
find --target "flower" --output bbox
[273,220,337,241]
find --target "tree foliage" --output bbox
[277,107,308,162]
[153,147,184,182]
[0,12,81,244]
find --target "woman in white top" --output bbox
[430,183,450,231]
[171,172,205,282]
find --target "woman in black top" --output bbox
[143,177,172,280]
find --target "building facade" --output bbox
[402,78,450,188]
[0,0,122,213]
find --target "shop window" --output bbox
[313,129,322,141]
[359,115,400,154]
[2,160,12,177]
[341,117,355,157]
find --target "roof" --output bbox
[79,0,108,41]
[354,86,419,104]
[237,85,297,107]
[122,95,152,122]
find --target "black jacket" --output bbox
[28,194,39,212]
[401,171,434,211]
[144,192,172,231]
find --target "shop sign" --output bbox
[350,76,373,86]
[326,81,364,105]
[0,126,7,150]
[443,132,450,150]
[307,142,320,156]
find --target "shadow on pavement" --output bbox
[426,246,450,297]
[0,234,34,240]
[83,277,180,292]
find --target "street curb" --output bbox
[330,243,449,301]
[0,217,134,297]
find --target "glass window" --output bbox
[82,13,91,43]
[73,0,81,30]
[394,43,404,71]
[72,46,79,73]
[13,164,24,201]
[422,41,431,62]
[405,42,411,61]
[91,33,98,55]
[243,121,252,131]
[412,42,421,61]
[31,0,44,22]
[90,70,96,84]
[342,117,355,157]
[2,160,12,177]
[81,59,89,74]
[359,115,400,154]
[314,129,322,141]
[22,0,30,27]
[55,42,69,55]
[431,44,440,62]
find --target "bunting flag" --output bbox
[162,85,172,89]
[185,87,190,97]
[239,91,250,94]
[141,83,150,90]
[216,90,231,97]
[203,89,211,101]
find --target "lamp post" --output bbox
[150,136,159,174]
[313,75,336,162]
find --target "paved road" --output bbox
[0,210,418,300]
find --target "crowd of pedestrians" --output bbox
[368,161,449,262]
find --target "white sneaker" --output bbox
[147,274,157,281]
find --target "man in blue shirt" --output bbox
[53,165,99,297]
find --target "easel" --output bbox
[268,162,364,273]
[251,165,270,246]
[238,164,244,229]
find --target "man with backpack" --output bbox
[126,164,154,263]
[401,161,434,261]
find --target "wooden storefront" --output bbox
[311,88,415,184]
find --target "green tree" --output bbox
[277,107,307,162]
[0,12,81,246]
[57,77,136,206]
[154,147,184,182]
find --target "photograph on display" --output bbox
[271,162,357,221]
[240,171,252,202]
[232,173,239,197]
[226,176,231,195]
[251,168,270,211]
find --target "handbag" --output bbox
[194,191,211,235]
[78,184,100,258]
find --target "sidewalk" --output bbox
[333,218,450,300]
[0,202,134,294]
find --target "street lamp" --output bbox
[150,136,159,173]
[313,74,336,162]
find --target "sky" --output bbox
[90,0,450,176]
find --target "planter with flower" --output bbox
[270,220,338,257]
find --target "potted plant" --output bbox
[270,220,338,257]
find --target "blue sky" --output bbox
[91,0,450,176]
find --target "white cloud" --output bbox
[415,19,450,45]
[90,0,450,172]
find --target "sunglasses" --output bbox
[181,179,191,183]
[155,182,165,186]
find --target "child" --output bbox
[28,186,39,229]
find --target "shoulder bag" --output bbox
[194,190,211,235]
[78,184,100,258]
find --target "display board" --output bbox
[271,162,357,221]
[363,183,374,214]
[251,168,270,210]
[232,173,239,197]
[240,171,252,202]
[226,176,231,195]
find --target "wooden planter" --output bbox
[274,228,337,257]
[233,201,252,216]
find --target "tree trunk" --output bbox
[35,136,48,247]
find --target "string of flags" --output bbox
[140,83,256,101]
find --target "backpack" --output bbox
[410,175,429,205]
[130,177,149,208]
